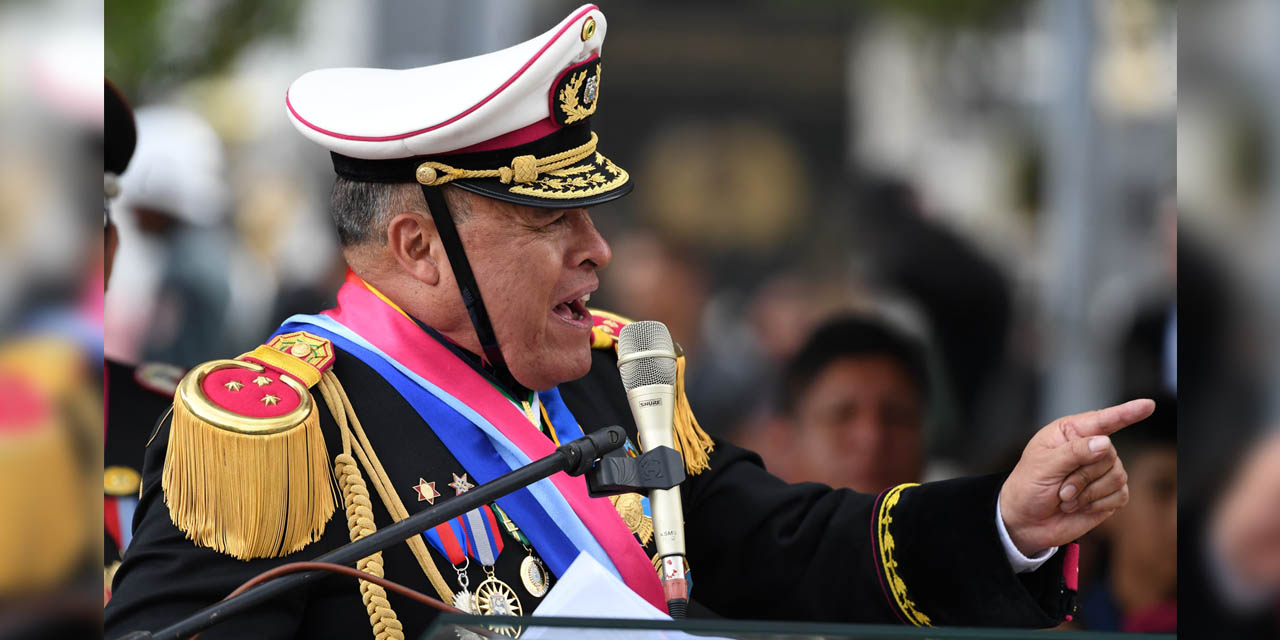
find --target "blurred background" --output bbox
[17,0,1280,636]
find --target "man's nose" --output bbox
[572,211,612,270]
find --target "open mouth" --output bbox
[552,292,591,326]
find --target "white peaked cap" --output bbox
[285,4,630,208]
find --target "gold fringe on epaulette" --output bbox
[673,355,714,475]
[0,417,85,595]
[163,366,336,561]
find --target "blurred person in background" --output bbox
[846,177,1014,468]
[103,80,185,605]
[106,103,233,368]
[763,313,930,493]
[1182,432,1280,638]
[1075,395,1176,633]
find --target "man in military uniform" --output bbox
[104,80,186,601]
[105,6,1149,638]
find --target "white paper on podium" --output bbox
[522,552,726,640]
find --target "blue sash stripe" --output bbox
[274,316,619,581]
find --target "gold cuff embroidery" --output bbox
[878,483,932,626]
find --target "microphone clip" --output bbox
[586,445,686,497]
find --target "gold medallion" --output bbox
[520,554,550,598]
[610,492,653,545]
[476,574,523,637]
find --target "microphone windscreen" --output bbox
[617,321,677,389]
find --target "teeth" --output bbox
[579,293,590,304]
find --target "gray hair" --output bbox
[329,178,471,246]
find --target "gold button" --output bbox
[581,16,596,41]
[289,343,311,358]
[416,165,438,185]
[104,466,142,496]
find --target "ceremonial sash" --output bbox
[275,272,663,609]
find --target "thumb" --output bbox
[1052,435,1114,475]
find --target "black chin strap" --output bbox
[419,184,527,397]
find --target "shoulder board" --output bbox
[589,308,634,349]
[162,330,338,560]
[133,362,186,397]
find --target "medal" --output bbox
[462,505,523,632]
[609,493,653,546]
[423,517,479,613]
[492,503,551,597]
[519,555,550,598]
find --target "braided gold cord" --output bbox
[416,133,599,186]
[318,372,455,602]
[336,453,404,640]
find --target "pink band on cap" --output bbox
[449,118,562,154]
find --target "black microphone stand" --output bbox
[133,426,628,640]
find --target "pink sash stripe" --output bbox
[323,272,663,608]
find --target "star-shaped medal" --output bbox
[448,472,474,495]
[412,478,440,504]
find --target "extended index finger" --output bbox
[1065,399,1156,438]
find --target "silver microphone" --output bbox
[617,321,689,616]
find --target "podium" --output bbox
[422,614,1177,639]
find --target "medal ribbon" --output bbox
[274,271,663,609]
[492,503,531,546]
[462,504,504,566]
[423,516,468,566]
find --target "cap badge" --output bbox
[553,58,602,126]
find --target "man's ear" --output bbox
[386,211,442,286]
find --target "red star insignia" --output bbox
[412,478,440,504]
[448,472,475,495]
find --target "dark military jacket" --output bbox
[105,339,1074,638]
[105,360,182,569]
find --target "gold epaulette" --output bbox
[163,331,338,560]
[588,308,715,476]
[0,342,87,595]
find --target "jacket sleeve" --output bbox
[683,441,1074,626]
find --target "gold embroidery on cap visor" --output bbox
[506,152,628,200]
